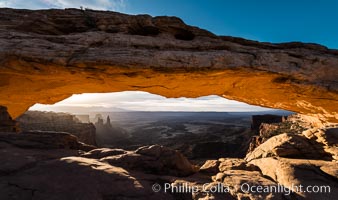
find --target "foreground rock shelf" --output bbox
[0,111,337,199]
[0,8,337,122]
[0,124,337,200]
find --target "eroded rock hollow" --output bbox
[0,8,337,122]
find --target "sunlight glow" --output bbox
[29,91,275,113]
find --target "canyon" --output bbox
[0,8,338,200]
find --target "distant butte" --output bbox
[0,8,337,122]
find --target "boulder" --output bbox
[100,145,198,176]
[303,127,338,160]
[220,170,287,200]
[0,156,172,200]
[81,148,127,159]
[245,133,331,162]
[199,160,220,174]
[249,157,338,199]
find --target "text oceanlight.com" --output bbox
[240,183,331,195]
[152,182,331,195]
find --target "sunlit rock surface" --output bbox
[0,8,337,123]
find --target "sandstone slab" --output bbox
[245,133,331,161]
[250,157,338,199]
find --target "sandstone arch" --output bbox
[0,8,337,122]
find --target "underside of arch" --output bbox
[0,8,337,122]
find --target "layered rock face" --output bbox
[17,111,97,146]
[247,114,307,152]
[0,8,337,123]
[0,106,19,132]
[251,114,286,131]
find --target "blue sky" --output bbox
[2,0,335,112]
[126,0,338,49]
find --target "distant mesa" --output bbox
[17,111,97,146]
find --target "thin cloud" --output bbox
[0,0,126,11]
